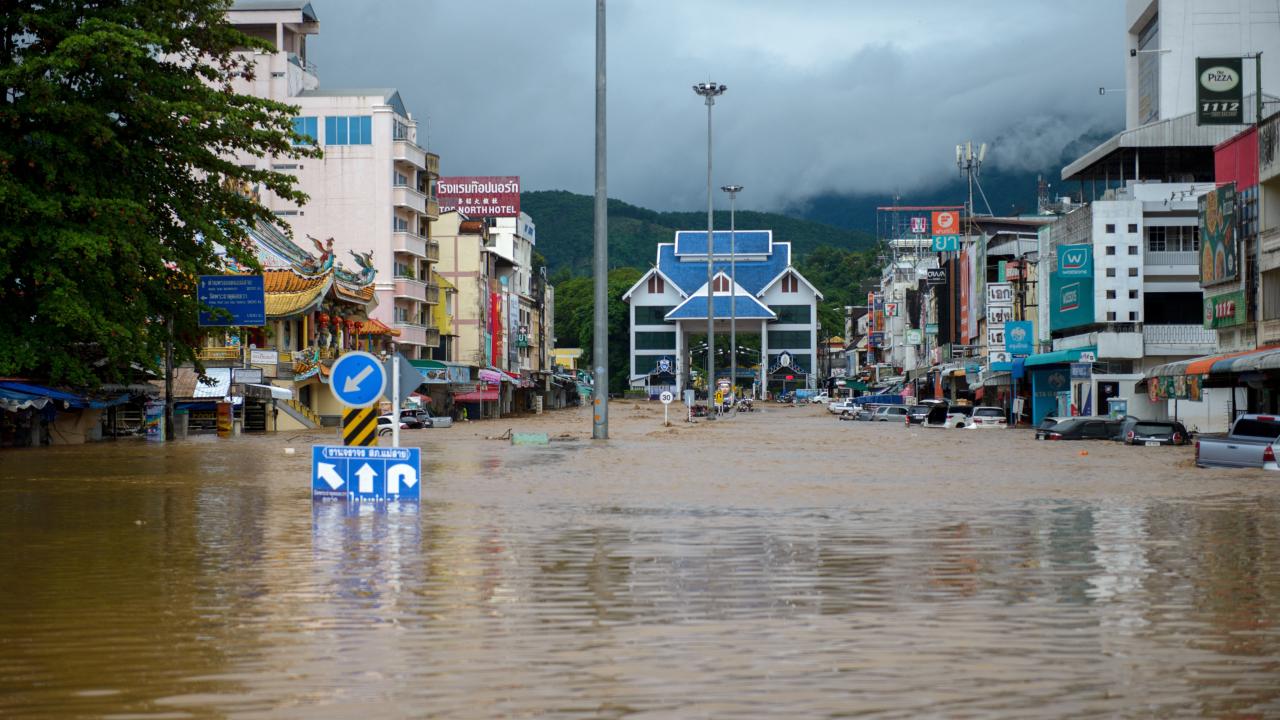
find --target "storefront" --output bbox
[1023,346,1096,425]
[1143,345,1280,426]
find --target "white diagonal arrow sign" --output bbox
[343,364,375,394]
[386,463,418,495]
[355,463,378,494]
[317,462,344,490]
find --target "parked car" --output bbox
[904,404,933,426]
[1121,420,1189,446]
[1195,414,1280,469]
[376,414,409,437]
[828,399,857,415]
[1036,415,1132,440]
[873,405,909,422]
[399,409,425,429]
[810,392,831,405]
[421,413,454,428]
[1039,417,1122,441]
[924,403,975,428]
[965,406,1007,429]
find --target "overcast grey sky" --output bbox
[310,1,1126,211]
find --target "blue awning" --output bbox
[0,381,130,411]
[1022,346,1096,368]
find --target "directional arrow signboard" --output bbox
[312,445,421,502]
[328,351,387,408]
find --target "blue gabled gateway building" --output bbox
[621,230,822,398]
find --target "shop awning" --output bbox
[454,385,499,402]
[1146,344,1280,379]
[983,371,1011,387]
[1023,346,1097,368]
[0,381,130,411]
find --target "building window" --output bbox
[712,275,732,293]
[781,273,799,293]
[1106,268,1116,277]
[393,119,410,141]
[1105,224,1116,234]
[393,216,409,232]
[647,274,665,294]
[1147,226,1166,252]
[1107,311,1117,321]
[291,116,317,145]
[394,171,409,187]
[1129,311,1139,321]
[1264,269,1280,320]
[634,306,675,325]
[1106,245,1116,255]
[1129,290,1139,299]
[770,305,811,324]
[324,115,373,145]
[635,331,676,350]
[768,330,811,349]
[1106,290,1117,299]
[1129,245,1139,255]
[1128,267,1139,277]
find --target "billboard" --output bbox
[1196,57,1244,126]
[438,176,521,217]
[1204,289,1247,329]
[932,210,959,235]
[1005,321,1034,355]
[1050,245,1094,332]
[1199,183,1238,287]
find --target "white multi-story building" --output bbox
[225,1,441,358]
[484,214,538,374]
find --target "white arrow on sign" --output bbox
[317,462,344,490]
[343,364,375,394]
[386,463,418,495]
[355,463,378,494]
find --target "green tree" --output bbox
[0,0,315,386]
[551,267,640,392]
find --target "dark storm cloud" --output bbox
[309,1,1125,210]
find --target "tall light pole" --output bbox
[721,184,742,408]
[592,0,608,439]
[693,81,726,411]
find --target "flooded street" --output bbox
[3,401,1280,718]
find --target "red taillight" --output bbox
[1195,440,1201,461]
[1048,432,1062,440]
[1126,430,1135,442]
[1259,416,1276,422]
[1265,445,1276,464]
[975,418,983,424]
[1172,432,1183,444]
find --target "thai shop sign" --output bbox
[1004,321,1034,355]
[1148,374,1204,402]
[1050,244,1094,332]
[1204,289,1247,329]
[1196,57,1243,126]
[1199,183,1238,287]
[437,176,520,217]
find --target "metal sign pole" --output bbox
[391,345,400,448]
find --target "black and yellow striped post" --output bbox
[342,406,378,447]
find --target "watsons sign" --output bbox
[1058,244,1092,278]
[1196,57,1244,125]
[437,176,521,217]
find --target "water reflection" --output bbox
[1,431,1279,718]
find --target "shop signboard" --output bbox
[144,400,165,441]
[885,302,899,317]
[1050,248,1094,332]
[986,283,1013,306]
[1204,289,1247,329]
[869,332,884,346]
[437,176,520,217]
[932,210,960,236]
[910,216,928,235]
[232,367,263,385]
[906,329,922,345]
[1070,362,1092,380]
[1199,183,1238,287]
[987,305,1014,324]
[1057,245,1092,278]
[931,235,960,252]
[1196,57,1244,126]
[987,325,1006,348]
[250,349,278,366]
[926,268,947,285]
[1004,321,1034,356]
[925,323,939,335]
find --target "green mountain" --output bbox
[522,190,876,279]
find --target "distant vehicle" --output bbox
[376,414,409,436]
[775,391,795,403]
[873,405,909,422]
[1121,420,1188,446]
[421,412,453,428]
[399,409,425,429]
[904,404,933,426]
[965,406,1007,429]
[810,392,831,405]
[1037,415,1133,440]
[1039,417,1122,441]
[828,399,857,415]
[924,404,975,429]
[1196,414,1280,469]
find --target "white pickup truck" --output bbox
[1195,414,1280,470]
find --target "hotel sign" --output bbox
[437,176,521,217]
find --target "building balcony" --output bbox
[1261,225,1280,263]
[425,197,439,219]
[393,185,426,215]
[1143,323,1218,356]
[394,276,427,302]
[426,152,440,177]
[392,139,427,170]
[393,322,426,347]
[425,238,440,262]
[1143,250,1198,269]
[392,231,427,258]
[1261,113,1280,183]
[424,282,440,305]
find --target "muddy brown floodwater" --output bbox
[3,400,1280,718]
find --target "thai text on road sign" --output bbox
[312,445,420,502]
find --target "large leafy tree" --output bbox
[0,0,315,386]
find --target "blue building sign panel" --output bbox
[1005,320,1034,356]
[1050,245,1094,333]
[198,275,265,327]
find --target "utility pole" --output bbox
[164,315,174,441]
[592,0,608,439]
[694,81,726,414]
[721,184,742,412]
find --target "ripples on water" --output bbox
[1,423,1279,718]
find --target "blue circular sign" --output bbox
[328,351,387,408]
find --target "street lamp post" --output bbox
[693,81,726,412]
[721,184,742,410]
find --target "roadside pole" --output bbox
[391,344,400,448]
[164,315,174,441]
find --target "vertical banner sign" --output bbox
[910,216,928,235]
[1196,57,1244,126]
[931,210,961,252]
[1199,183,1238,286]
[437,176,521,217]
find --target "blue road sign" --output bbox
[312,445,421,502]
[198,275,266,326]
[328,351,387,408]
